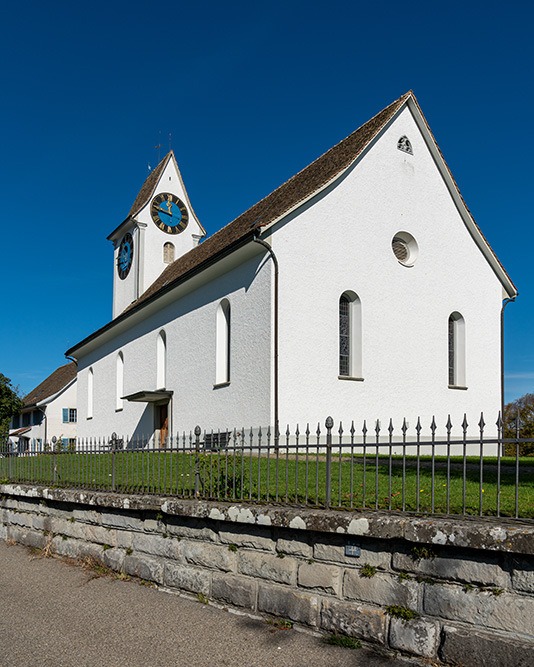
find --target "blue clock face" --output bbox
[151,193,189,234]
[117,233,133,280]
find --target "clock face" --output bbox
[150,192,189,234]
[117,233,133,280]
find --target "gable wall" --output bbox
[135,159,205,294]
[76,253,272,440]
[274,106,504,436]
[46,381,78,442]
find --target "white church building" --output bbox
[66,91,517,445]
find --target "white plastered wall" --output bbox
[20,381,78,448]
[273,105,504,444]
[76,252,272,440]
[45,380,78,442]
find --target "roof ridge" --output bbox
[126,151,174,220]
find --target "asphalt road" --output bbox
[0,541,413,667]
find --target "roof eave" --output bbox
[66,229,257,358]
[405,95,517,298]
[107,216,134,242]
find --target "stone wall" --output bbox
[1,483,534,665]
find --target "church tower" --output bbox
[107,151,206,318]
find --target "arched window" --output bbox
[448,312,466,387]
[87,367,94,419]
[216,299,231,385]
[116,353,124,411]
[163,242,175,264]
[157,330,166,388]
[339,292,362,378]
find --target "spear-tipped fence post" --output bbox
[194,426,201,497]
[325,416,333,508]
[110,432,117,492]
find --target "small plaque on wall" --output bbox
[345,542,361,557]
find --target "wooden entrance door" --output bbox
[157,404,168,448]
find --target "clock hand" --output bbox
[155,206,172,216]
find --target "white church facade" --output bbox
[66,92,517,444]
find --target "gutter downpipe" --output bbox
[253,230,279,442]
[501,296,516,455]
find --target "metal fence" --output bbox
[3,413,534,521]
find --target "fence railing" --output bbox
[3,413,534,520]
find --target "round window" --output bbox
[391,232,418,266]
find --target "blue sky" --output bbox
[1,0,532,403]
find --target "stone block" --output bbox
[182,541,234,572]
[166,520,217,542]
[3,499,18,510]
[298,562,340,595]
[143,518,159,532]
[388,616,439,658]
[51,517,86,541]
[393,550,509,587]
[512,556,534,593]
[132,532,180,560]
[320,598,387,644]
[16,529,46,550]
[440,624,534,667]
[0,524,6,540]
[276,537,312,559]
[73,509,101,525]
[257,583,318,626]
[85,524,117,547]
[212,573,256,609]
[164,563,210,596]
[10,512,33,528]
[238,551,296,585]
[17,500,38,514]
[76,541,105,561]
[115,530,133,550]
[424,583,534,636]
[313,538,390,569]
[101,511,144,532]
[123,554,164,583]
[32,514,51,532]
[344,570,418,608]
[103,547,125,572]
[219,527,275,552]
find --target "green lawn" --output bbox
[1,450,533,519]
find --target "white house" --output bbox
[66,91,517,447]
[9,362,77,452]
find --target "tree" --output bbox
[0,374,24,453]
[504,393,534,456]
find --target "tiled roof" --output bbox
[122,93,409,313]
[23,362,76,407]
[66,90,515,357]
[127,153,172,219]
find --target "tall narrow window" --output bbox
[157,330,167,388]
[87,367,94,419]
[163,242,175,264]
[339,292,362,378]
[216,299,231,385]
[116,352,124,410]
[448,312,466,387]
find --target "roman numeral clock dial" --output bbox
[150,193,189,234]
